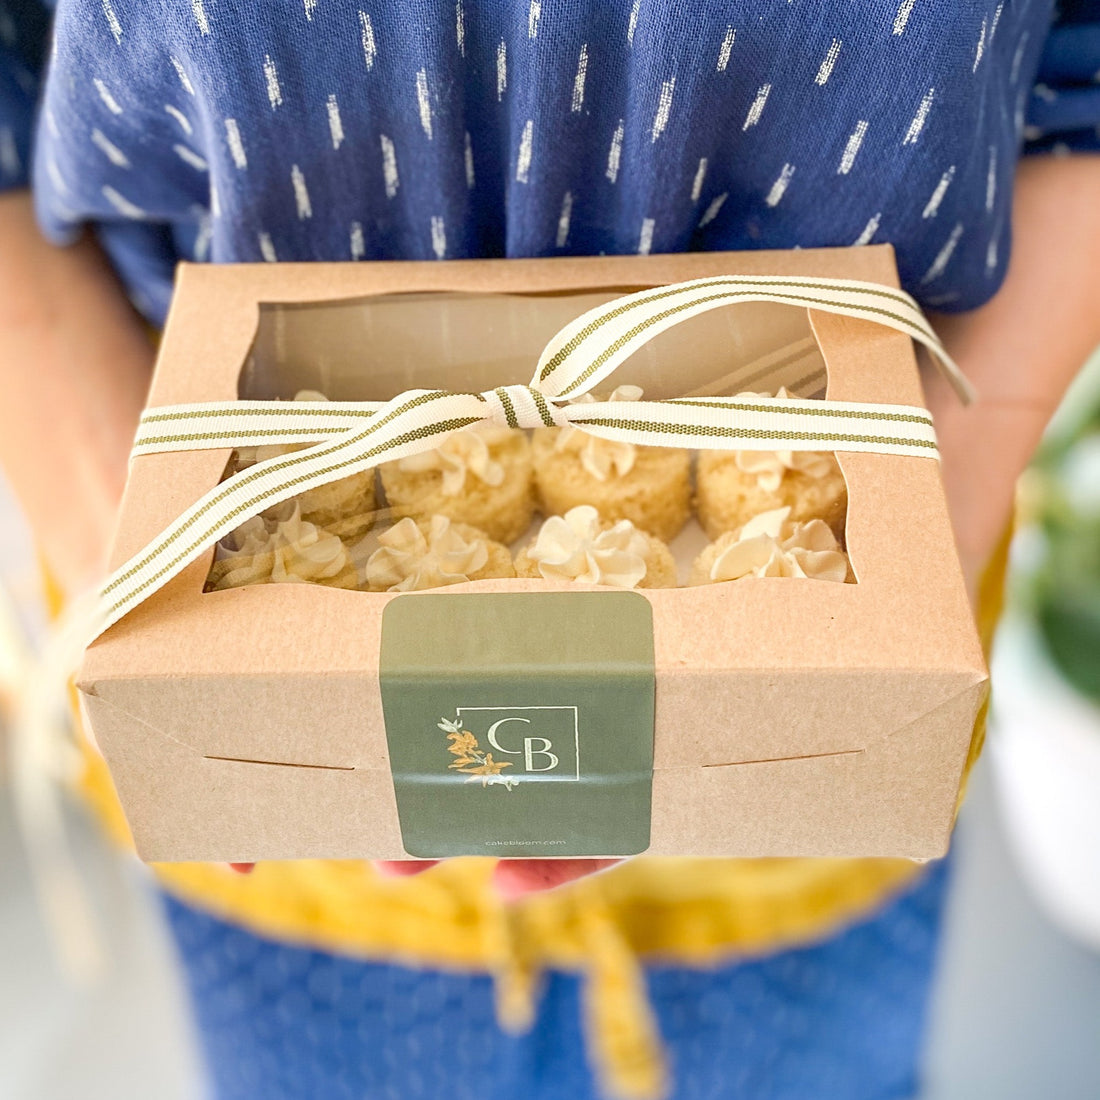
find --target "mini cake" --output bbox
[532,386,691,542]
[689,507,850,586]
[206,505,360,591]
[379,423,534,545]
[233,389,378,543]
[514,505,677,589]
[695,387,848,540]
[365,515,515,592]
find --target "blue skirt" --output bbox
[162,858,949,1100]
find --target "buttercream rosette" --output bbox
[379,422,534,545]
[689,506,850,585]
[514,505,676,589]
[206,503,360,591]
[695,386,848,540]
[531,385,691,542]
[365,515,515,593]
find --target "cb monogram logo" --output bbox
[439,707,581,790]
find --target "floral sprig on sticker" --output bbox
[438,716,518,790]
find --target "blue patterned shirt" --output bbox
[2,1,1099,323]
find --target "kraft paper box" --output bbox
[77,247,988,863]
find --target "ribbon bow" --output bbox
[97,275,968,643]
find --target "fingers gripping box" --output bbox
[77,248,987,863]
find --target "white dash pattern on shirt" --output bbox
[225,119,248,169]
[464,131,475,188]
[170,56,196,96]
[990,3,1004,41]
[381,134,399,197]
[193,211,212,260]
[986,232,999,272]
[837,120,868,174]
[765,163,795,207]
[359,10,377,71]
[743,83,771,130]
[698,191,727,227]
[973,16,987,72]
[628,0,640,46]
[516,119,534,183]
[651,77,675,142]
[528,0,541,39]
[456,1,465,55]
[291,164,312,218]
[327,95,344,150]
[102,185,145,219]
[162,107,192,139]
[431,215,447,259]
[91,127,130,167]
[691,157,707,202]
[174,143,208,171]
[815,39,841,85]
[638,217,655,255]
[571,44,588,112]
[893,0,917,36]
[606,120,624,183]
[258,232,277,262]
[93,78,123,114]
[101,0,122,45]
[556,191,573,248]
[46,154,70,195]
[985,145,997,210]
[853,212,881,246]
[416,70,433,139]
[903,88,934,144]
[191,0,210,35]
[350,221,365,260]
[921,222,964,284]
[922,165,954,217]
[264,55,283,108]
[497,40,508,99]
[717,26,735,73]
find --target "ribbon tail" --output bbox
[909,332,977,406]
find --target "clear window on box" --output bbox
[205,291,855,594]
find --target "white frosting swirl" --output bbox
[555,385,643,481]
[213,504,355,588]
[396,423,515,496]
[527,505,649,588]
[366,515,491,592]
[705,507,849,583]
[730,387,837,492]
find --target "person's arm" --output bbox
[926,154,1100,605]
[0,190,153,597]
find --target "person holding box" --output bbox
[2,2,1099,1097]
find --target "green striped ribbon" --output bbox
[91,275,967,642]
